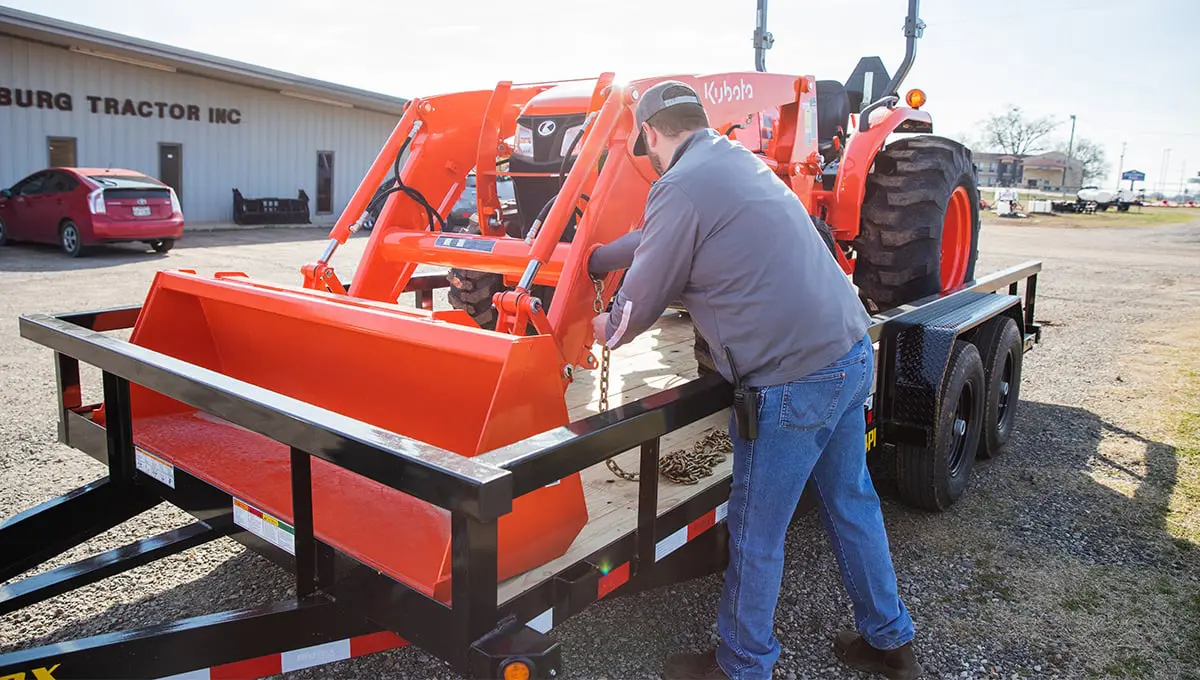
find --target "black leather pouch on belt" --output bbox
[725,347,758,441]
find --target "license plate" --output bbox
[133,206,151,217]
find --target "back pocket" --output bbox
[780,372,846,431]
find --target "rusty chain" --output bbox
[592,276,732,485]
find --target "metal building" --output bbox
[0,7,408,225]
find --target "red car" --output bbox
[0,167,184,257]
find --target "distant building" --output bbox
[1021,151,1083,192]
[972,150,1084,192]
[0,7,409,225]
[972,152,1024,188]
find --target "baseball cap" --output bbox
[632,80,704,156]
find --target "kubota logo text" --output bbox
[703,79,754,105]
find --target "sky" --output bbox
[7,0,1200,193]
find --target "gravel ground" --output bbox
[2,217,1199,679]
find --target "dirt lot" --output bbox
[1,216,1198,679]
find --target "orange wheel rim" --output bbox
[940,186,972,290]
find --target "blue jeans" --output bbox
[715,333,914,679]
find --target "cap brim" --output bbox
[632,130,647,156]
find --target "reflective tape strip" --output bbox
[281,639,351,673]
[159,671,209,680]
[655,526,687,562]
[657,501,731,563]
[155,631,406,680]
[528,607,554,633]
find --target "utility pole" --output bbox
[1160,148,1172,196]
[1116,141,1126,190]
[1061,114,1076,192]
[1179,160,1187,199]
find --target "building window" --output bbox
[316,151,334,214]
[48,137,77,167]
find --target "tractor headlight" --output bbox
[559,123,584,157]
[515,123,534,157]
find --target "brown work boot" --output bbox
[833,631,923,679]
[663,648,730,679]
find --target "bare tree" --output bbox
[1057,138,1109,185]
[979,106,1059,156]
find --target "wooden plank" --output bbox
[496,310,728,603]
[565,312,699,413]
[497,408,731,604]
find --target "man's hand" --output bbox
[591,313,610,347]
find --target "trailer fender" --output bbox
[882,291,1023,448]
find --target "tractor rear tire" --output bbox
[853,136,981,312]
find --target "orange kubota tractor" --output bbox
[114,0,978,601]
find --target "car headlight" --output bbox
[515,123,534,157]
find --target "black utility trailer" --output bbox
[0,261,1041,680]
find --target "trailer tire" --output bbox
[895,339,984,511]
[975,316,1023,459]
[854,136,981,311]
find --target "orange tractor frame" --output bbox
[78,0,979,603]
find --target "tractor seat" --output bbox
[815,80,851,178]
[816,80,850,149]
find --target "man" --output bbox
[587,81,922,680]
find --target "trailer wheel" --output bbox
[854,136,981,311]
[895,339,984,511]
[975,316,1023,459]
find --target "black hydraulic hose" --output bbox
[365,134,447,232]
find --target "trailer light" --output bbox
[905,88,926,109]
[501,659,531,680]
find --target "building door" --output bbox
[47,137,77,167]
[159,143,183,200]
[316,151,333,214]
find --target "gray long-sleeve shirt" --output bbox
[596,127,870,388]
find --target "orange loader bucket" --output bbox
[119,270,588,601]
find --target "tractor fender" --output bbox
[823,107,933,240]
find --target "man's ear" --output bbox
[642,122,657,149]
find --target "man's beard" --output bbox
[649,150,665,175]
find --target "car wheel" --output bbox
[152,239,175,253]
[0,216,8,246]
[60,221,85,258]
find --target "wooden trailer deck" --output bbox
[497,310,733,603]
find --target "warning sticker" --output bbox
[233,498,296,555]
[803,100,817,147]
[435,235,496,253]
[135,448,175,488]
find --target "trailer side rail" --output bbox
[0,260,1042,679]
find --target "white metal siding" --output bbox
[0,35,399,224]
